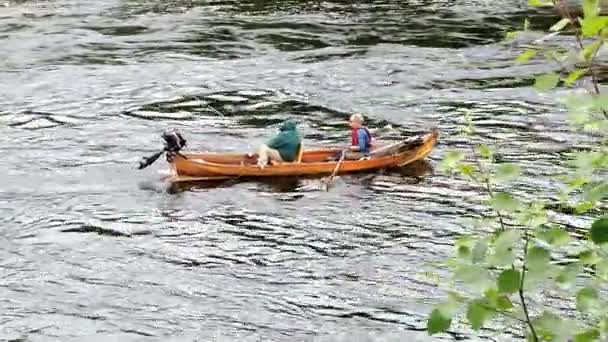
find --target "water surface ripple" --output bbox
[0,0,600,341]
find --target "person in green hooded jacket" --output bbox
[256,120,301,168]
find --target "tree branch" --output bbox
[470,143,538,338]
[557,0,607,119]
[470,145,507,231]
[518,234,539,342]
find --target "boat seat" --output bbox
[296,143,304,163]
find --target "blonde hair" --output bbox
[350,113,364,123]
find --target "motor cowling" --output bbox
[162,130,186,152]
[162,130,187,162]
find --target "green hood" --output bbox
[266,120,301,162]
[279,120,297,131]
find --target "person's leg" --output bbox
[257,144,270,167]
[267,148,283,164]
[257,144,283,167]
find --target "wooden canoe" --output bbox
[167,129,438,182]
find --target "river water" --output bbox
[0,0,602,341]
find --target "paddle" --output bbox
[321,149,347,191]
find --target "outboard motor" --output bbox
[137,129,187,169]
[162,130,187,153]
[163,130,187,163]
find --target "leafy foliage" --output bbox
[491,192,520,212]
[534,72,560,91]
[497,269,521,293]
[426,2,608,339]
[590,217,608,244]
[494,163,521,182]
[467,300,494,330]
[428,308,452,334]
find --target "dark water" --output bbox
[0,0,602,341]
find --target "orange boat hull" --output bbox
[168,130,438,181]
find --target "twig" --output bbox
[557,0,607,118]
[470,145,507,231]
[587,40,608,119]
[471,142,537,337]
[518,234,539,342]
[557,0,585,50]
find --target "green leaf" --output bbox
[528,246,550,270]
[427,295,461,335]
[565,69,588,86]
[457,245,471,259]
[574,329,600,342]
[537,226,571,246]
[523,268,547,291]
[563,93,595,112]
[593,94,608,111]
[454,265,493,292]
[584,118,608,132]
[484,288,514,311]
[437,294,460,318]
[495,230,520,253]
[497,269,521,293]
[532,311,576,341]
[489,230,520,266]
[596,259,608,280]
[579,249,601,265]
[494,163,521,182]
[528,0,551,6]
[583,40,602,61]
[505,31,518,41]
[581,16,608,37]
[427,308,452,334]
[569,111,590,126]
[555,262,583,289]
[455,235,474,259]
[516,202,548,228]
[456,235,474,248]
[491,192,521,212]
[586,182,608,203]
[575,201,594,214]
[477,144,493,160]
[516,49,538,64]
[466,300,493,330]
[441,150,465,172]
[497,295,514,310]
[550,18,571,32]
[590,217,608,244]
[600,317,608,334]
[583,0,600,19]
[534,72,560,92]
[576,287,599,313]
[544,49,567,64]
[483,288,499,306]
[571,151,605,171]
[457,163,476,178]
[472,238,489,264]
